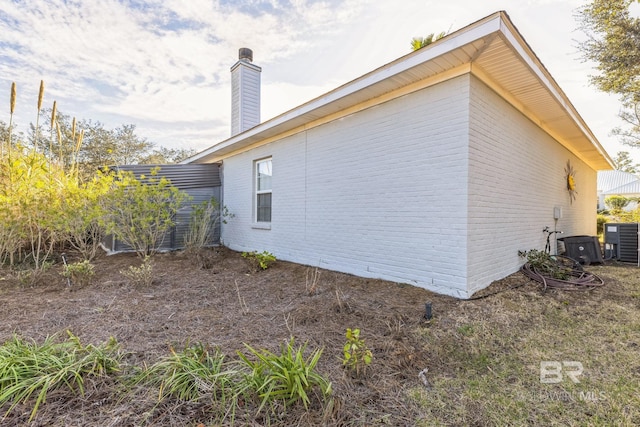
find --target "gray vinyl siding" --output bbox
[104,164,222,253]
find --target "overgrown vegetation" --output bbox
[1,82,190,284]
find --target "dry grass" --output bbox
[410,262,640,426]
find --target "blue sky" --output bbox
[0,0,636,163]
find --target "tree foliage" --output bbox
[0,148,113,272]
[613,151,640,173]
[605,195,631,213]
[577,0,640,103]
[139,146,198,165]
[577,0,640,149]
[612,103,640,148]
[411,31,447,51]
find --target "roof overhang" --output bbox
[186,11,614,171]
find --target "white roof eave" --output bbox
[186,11,613,171]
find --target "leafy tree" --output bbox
[605,195,631,213]
[613,151,640,173]
[30,111,155,179]
[577,0,640,148]
[112,124,154,165]
[139,146,198,164]
[612,104,640,148]
[577,0,640,103]
[411,31,447,51]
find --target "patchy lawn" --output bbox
[0,249,638,426]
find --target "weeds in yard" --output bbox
[306,267,320,295]
[235,279,249,315]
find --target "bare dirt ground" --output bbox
[0,248,633,426]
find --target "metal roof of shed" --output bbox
[187,11,613,171]
[597,170,640,193]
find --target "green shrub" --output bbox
[101,168,189,258]
[61,260,95,287]
[237,337,331,413]
[605,195,630,214]
[242,250,276,272]
[120,256,154,286]
[342,328,372,377]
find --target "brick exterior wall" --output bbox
[222,76,471,297]
[467,75,596,295]
[220,74,598,298]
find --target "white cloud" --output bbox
[0,0,634,163]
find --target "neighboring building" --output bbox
[187,11,613,298]
[597,170,640,211]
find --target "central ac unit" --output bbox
[604,223,639,266]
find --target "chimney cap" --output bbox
[239,48,253,62]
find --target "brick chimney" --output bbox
[230,48,261,136]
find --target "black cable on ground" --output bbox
[465,281,531,301]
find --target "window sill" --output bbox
[252,223,271,230]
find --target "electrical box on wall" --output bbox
[553,207,563,220]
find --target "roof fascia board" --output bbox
[195,64,473,163]
[186,14,503,164]
[498,16,613,169]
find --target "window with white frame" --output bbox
[255,158,272,223]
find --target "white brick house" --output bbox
[187,11,613,298]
